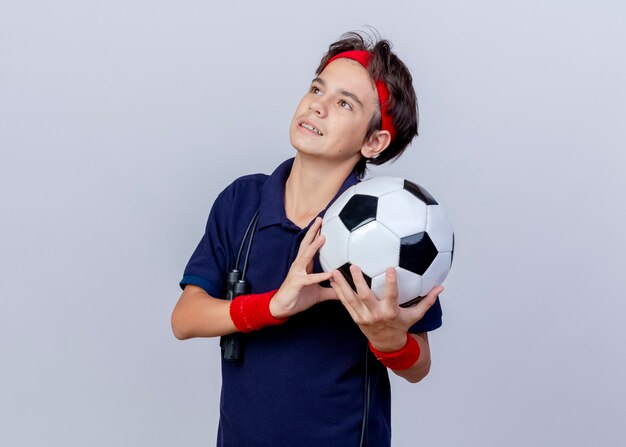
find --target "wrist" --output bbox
[268,291,290,319]
[368,333,421,371]
[369,333,408,353]
[229,290,289,333]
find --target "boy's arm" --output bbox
[172,217,336,340]
[387,332,432,383]
[171,285,237,340]
[330,265,442,384]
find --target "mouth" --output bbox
[299,121,323,136]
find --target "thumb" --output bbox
[406,285,443,323]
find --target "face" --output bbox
[289,58,380,166]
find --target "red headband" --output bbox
[324,50,397,142]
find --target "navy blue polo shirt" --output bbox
[180,157,442,447]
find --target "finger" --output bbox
[332,269,367,315]
[349,265,378,306]
[406,285,443,323]
[383,267,399,307]
[302,270,334,285]
[329,278,350,307]
[296,233,326,268]
[329,277,345,300]
[300,216,323,248]
[329,279,361,321]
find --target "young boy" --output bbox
[171,31,444,447]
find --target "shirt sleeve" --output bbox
[408,297,443,333]
[179,184,236,298]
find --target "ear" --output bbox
[361,130,392,159]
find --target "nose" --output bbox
[309,96,327,118]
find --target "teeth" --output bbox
[301,122,322,135]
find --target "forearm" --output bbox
[171,286,237,340]
[389,333,431,383]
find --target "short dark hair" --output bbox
[315,29,419,178]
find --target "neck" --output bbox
[284,153,358,228]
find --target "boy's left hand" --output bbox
[330,265,443,352]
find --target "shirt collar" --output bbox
[257,157,360,231]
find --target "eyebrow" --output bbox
[311,77,364,108]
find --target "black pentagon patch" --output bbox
[450,233,455,267]
[403,180,438,205]
[338,262,372,292]
[399,232,439,276]
[339,194,378,231]
[400,296,425,308]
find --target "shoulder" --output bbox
[207,173,270,234]
[229,173,269,191]
[216,173,269,205]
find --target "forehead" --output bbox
[318,58,378,107]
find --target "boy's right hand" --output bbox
[269,217,337,318]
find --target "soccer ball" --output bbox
[319,177,454,307]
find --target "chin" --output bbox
[290,131,319,155]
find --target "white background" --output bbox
[1,1,625,446]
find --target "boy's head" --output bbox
[289,30,419,178]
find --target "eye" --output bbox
[339,99,353,111]
[310,86,321,95]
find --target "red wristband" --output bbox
[229,290,288,333]
[368,333,421,370]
